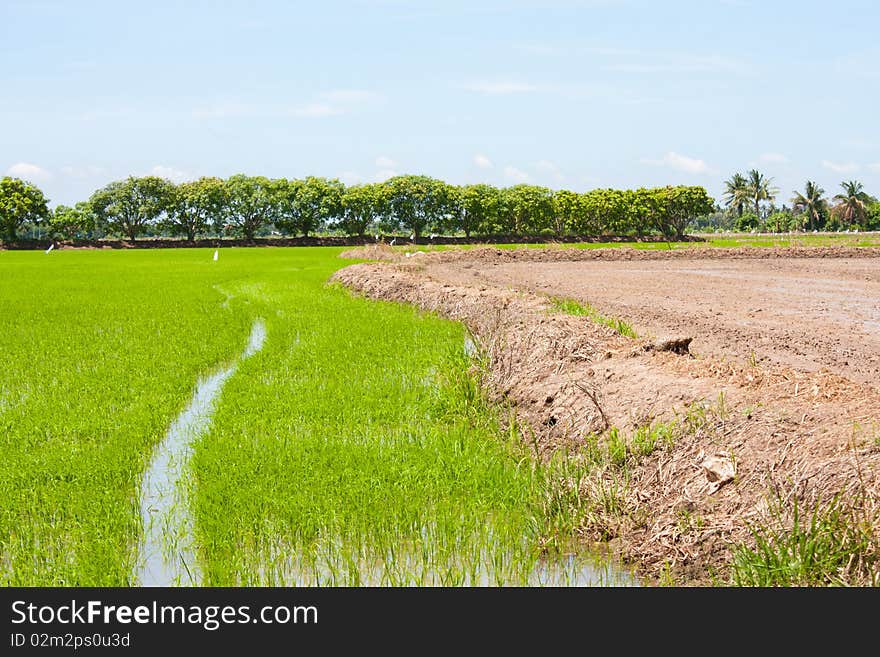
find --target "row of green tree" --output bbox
[717,169,880,232]
[1,174,715,242]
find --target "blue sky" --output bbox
[2,0,879,207]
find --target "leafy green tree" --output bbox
[649,186,715,240]
[497,184,554,235]
[385,175,449,240]
[89,176,174,240]
[868,202,880,231]
[766,210,793,233]
[338,183,389,236]
[722,172,749,218]
[49,202,95,240]
[745,169,778,219]
[163,177,225,240]
[580,188,629,235]
[221,174,279,240]
[832,180,872,227]
[275,176,345,237]
[575,191,605,235]
[551,189,582,236]
[447,184,500,237]
[735,212,760,231]
[791,181,826,231]
[0,176,50,241]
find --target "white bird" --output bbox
[45,244,54,254]
[389,238,396,246]
[213,249,219,261]
[410,233,415,241]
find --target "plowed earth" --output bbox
[332,245,880,585]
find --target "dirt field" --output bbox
[427,256,880,386]
[334,245,880,586]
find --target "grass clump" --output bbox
[730,491,880,586]
[548,296,637,338]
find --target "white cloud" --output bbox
[372,169,398,183]
[536,159,565,183]
[375,156,397,168]
[503,166,530,183]
[758,152,789,164]
[473,154,493,169]
[338,171,363,186]
[822,160,860,174]
[462,81,537,95]
[291,103,344,118]
[149,165,195,183]
[6,162,52,182]
[640,152,713,175]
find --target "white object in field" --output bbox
[213,249,219,261]
[410,233,415,241]
[389,238,396,246]
[45,244,54,254]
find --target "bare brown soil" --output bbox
[333,245,880,586]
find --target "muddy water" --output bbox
[136,319,266,586]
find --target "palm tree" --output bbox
[832,180,871,227]
[791,180,826,231]
[722,172,748,217]
[745,169,779,219]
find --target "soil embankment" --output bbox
[333,245,880,585]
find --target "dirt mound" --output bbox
[331,259,880,586]
[338,243,402,261]
[400,244,880,266]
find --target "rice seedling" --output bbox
[0,247,638,586]
[0,249,253,585]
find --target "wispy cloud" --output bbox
[149,165,195,183]
[822,160,860,174]
[6,162,52,182]
[536,159,565,183]
[462,81,537,95]
[338,171,363,186]
[375,155,397,168]
[290,103,344,118]
[372,169,398,182]
[473,154,493,169]
[868,163,880,174]
[503,165,530,182]
[757,152,789,164]
[640,152,713,175]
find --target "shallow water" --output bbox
[136,319,266,586]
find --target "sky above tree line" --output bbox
[2,0,879,208]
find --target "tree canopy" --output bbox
[0,176,50,241]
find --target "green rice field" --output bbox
[0,247,632,586]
